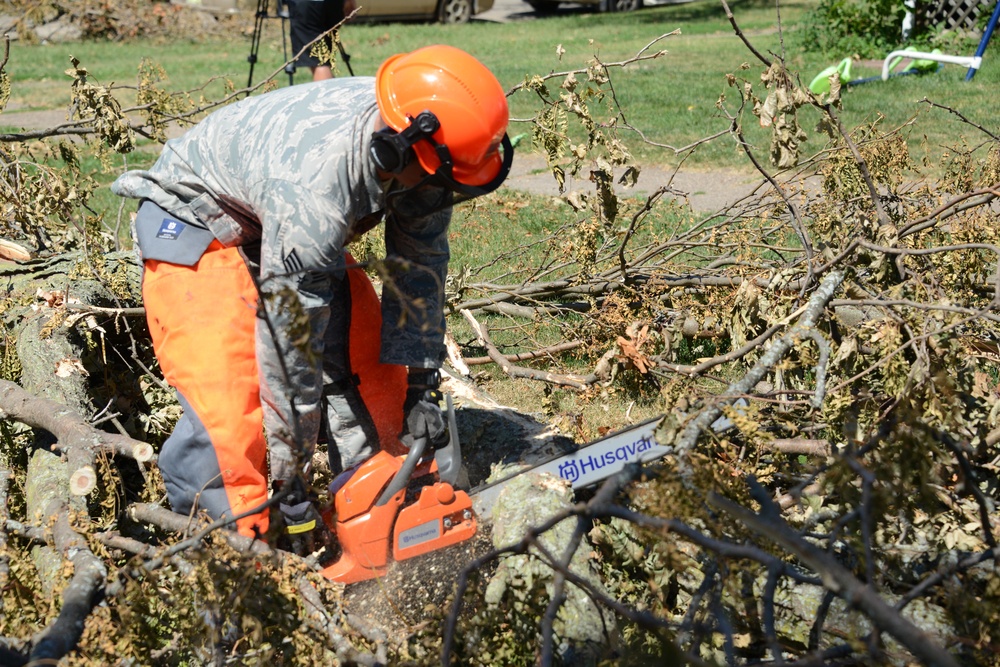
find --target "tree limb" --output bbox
[460,309,596,390]
[709,478,961,667]
[0,380,154,496]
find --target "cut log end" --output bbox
[0,238,33,262]
[131,442,154,463]
[444,331,470,377]
[69,466,97,496]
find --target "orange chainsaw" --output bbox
[314,396,692,584]
[319,395,477,584]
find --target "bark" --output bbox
[487,472,612,666]
[463,340,584,367]
[709,480,961,667]
[0,379,154,493]
[27,465,108,662]
[0,468,9,608]
[1,251,142,662]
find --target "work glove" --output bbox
[401,368,448,449]
[274,478,334,560]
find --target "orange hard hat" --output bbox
[375,45,509,187]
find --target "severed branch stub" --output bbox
[0,379,154,496]
[68,466,98,497]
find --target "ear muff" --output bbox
[370,111,441,174]
[369,130,410,173]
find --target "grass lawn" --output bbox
[3,0,996,175]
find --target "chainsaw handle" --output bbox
[375,433,428,507]
[435,394,462,487]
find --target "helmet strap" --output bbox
[428,133,514,200]
[385,177,453,219]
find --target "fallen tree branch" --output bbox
[0,469,9,586]
[463,340,584,367]
[674,270,845,470]
[505,32,675,98]
[898,181,1000,238]
[656,322,785,376]
[709,477,961,667]
[719,0,771,67]
[125,502,274,558]
[0,380,155,496]
[118,503,381,664]
[64,303,146,318]
[444,331,471,376]
[460,309,596,390]
[769,438,831,456]
[4,518,49,544]
[26,453,107,663]
[298,578,384,666]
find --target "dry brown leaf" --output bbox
[54,358,88,378]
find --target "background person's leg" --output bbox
[286,0,343,80]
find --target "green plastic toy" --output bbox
[808,49,942,94]
[808,57,852,94]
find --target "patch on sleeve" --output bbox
[156,218,185,241]
[283,248,304,275]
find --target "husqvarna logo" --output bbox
[398,521,440,548]
[557,434,656,484]
[155,218,183,240]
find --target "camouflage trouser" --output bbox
[320,256,409,472]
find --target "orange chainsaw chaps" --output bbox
[344,255,408,457]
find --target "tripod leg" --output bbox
[282,14,295,86]
[247,0,269,88]
[337,39,354,77]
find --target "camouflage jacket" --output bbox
[112,77,450,479]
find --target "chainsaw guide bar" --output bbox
[466,399,746,519]
[467,416,667,521]
[319,401,741,583]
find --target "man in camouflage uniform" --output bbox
[113,45,512,544]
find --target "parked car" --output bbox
[354,0,495,23]
[526,0,640,13]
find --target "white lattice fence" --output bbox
[924,0,993,31]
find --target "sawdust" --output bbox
[342,530,496,646]
[339,398,577,650]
